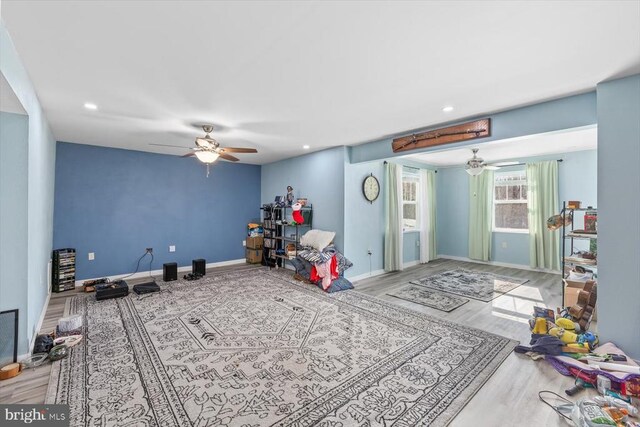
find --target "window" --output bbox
[493,170,528,232]
[402,168,420,231]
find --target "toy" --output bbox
[291,203,304,224]
[530,317,549,334]
[549,327,580,344]
[286,186,294,206]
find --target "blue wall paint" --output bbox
[596,74,640,359]
[436,167,470,258]
[351,92,597,163]
[342,155,431,278]
[403,232,420,263]
[53,142,261,280]
[343,157,385,277]
[0,112,29,356]
[1,22,57,354]
[436,149,597,266]
[261,147,346,251]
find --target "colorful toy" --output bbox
[291,203,304,224]
[549,327,580,344]
[530,317,549,334]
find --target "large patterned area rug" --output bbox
[411,269,529,302]
[387,284,469,312]
[47,269,516,427]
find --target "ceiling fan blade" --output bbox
[181,153,196,158]
[149,143,192,149]
[218,152,239,162]
[220,147,258,154]
[484,165,500,170]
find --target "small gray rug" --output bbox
[411,269,529,302]
[47,269,516,426]
[387,284,469,312]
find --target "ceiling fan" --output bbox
[465,148,518,176]
[149,125,257,174]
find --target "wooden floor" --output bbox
[1,259,597,426]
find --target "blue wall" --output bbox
[343,158,385,277]
[261,146,346,251]
[0,112,29,356]
[342,155,431,278]
[596,74,640,359]
[1,21,57,355]
[53,142,261,280]
[436,149,598,267]
[350,92,597,163]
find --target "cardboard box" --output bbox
[246,249,262,264]
[563,279,597,320]
[246,236,264,249]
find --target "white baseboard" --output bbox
[75,258,246,286]
[348,259,422,283]
[437,254,560,274]
[348,269,386,283]
[28,291,51,355]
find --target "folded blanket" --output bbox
[297,244,352,274]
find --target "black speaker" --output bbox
[163,262,178,282]
[192,259,206,276]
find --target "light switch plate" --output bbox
[88,252,95,260]
[169,245,176,252]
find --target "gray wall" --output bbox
[597,74,640,359]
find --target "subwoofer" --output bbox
[163,262,178,282]
[192,259,206,276]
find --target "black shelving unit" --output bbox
[260,204,312,269]
[561,202,597,306]
[52,248,76,293]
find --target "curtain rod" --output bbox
[383,159,562,171]
[383,161,437,173]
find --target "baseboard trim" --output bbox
[74,258,247,286]
[28,291,51,355]
[348,269,386,283]
[437,255,560,274]
[403,260,420,268]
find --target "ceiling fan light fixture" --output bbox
[195,136,216,148]
[465,164,484,176]
[194,150,220,164]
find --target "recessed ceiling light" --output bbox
[442,106,454,113]
[303,145,310,149]
[84,103,98,110]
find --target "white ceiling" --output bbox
[404,126,597,166]
[2,1,638,164]
[0,72,27,114]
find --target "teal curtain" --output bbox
[527,161,560,270]
[384,162,403,271]
[468,170,494,261]
[419,169,437,262]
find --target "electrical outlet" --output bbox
[146,247,153,253]
[242,240,246,247]
[88,252,95,261]
[502,242,508,248]
[169,245,176,252]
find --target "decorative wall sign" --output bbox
[392,118,491,153]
